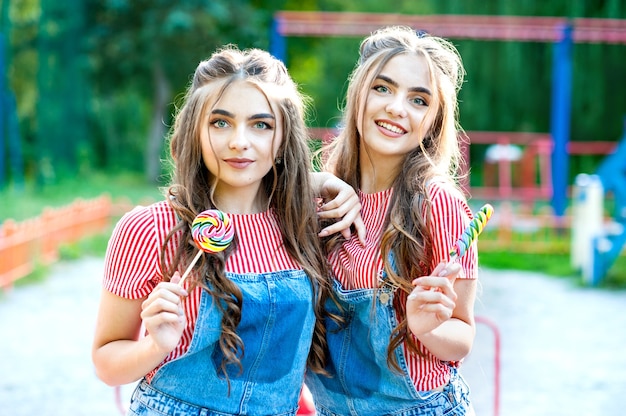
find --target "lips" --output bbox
[224,158,253,169]
[376,120,407,135]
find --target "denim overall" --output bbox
[305,255,471,416]
[128,269,315,416]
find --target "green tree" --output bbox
[1,0,42,184]
[281,0,626,163]
[282,0,436,127]
[85,0,272,182]
[2,0,625,189]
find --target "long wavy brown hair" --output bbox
[323,26,467,371]
[160,46,333,380]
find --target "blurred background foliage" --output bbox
[0,0,624,192]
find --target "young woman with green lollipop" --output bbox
[305,26,490,416]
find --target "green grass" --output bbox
[9,261,50,288]
[2,172,626,290]
[479,251,574,276]
[1,171,164,221]
[479,246,626,289]
[58,229,115,260]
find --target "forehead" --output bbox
[377,53,432,89]
[214,81,273,112]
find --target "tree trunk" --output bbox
[145,62,171,183]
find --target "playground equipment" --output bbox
[274,12,626,284]
[474,316,501,416]
[571,173,604,284]
[459,131,553,202]
[570,119,626,285]
[589,121,626,284]
[271,11,626,220]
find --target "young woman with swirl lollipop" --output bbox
[91,46,363,416]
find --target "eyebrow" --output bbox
[376,74,432,96]
[211,109,275,121]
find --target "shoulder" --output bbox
[109,200,179,262]
[104,200,177,298]
[120,199,175,221]
[424,181,477,278]
[426,179,468,208]
[114,200,176,235]
[425,179,472,221]
[107,199,176,256]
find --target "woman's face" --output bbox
[200,81,282,204]
[359,53,438,167]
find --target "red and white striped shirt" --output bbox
[328,181,477,391]
[103,200,300,379]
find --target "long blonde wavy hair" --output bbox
[162,46,333,380]
[323,26,467,371]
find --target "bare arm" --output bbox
[91,274,188,386]
[406,262,476,361]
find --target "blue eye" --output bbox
[211,119,229,128]
[253,121,272,130]
[412,97,427,106]
[373,85,388,93]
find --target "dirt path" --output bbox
[464,267,626,416]
[1,257,625,415]
[0,257,128,416]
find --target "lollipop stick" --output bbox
[440,253,459,273]
[407,204,493,300]
[178,249,203,287]
[408,254,461,300]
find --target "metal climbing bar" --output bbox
[475,315,501,416]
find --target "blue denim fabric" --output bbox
[305,277,471,416]
[127,269,315,416]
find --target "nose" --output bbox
[228,126,250,150]
[385,95,407,118]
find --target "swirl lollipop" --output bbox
[178,209,235,286]
[449,203,494,260]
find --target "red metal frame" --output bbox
[275,11,626,44]
[475,315,501,416]
[309,128,616,202]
